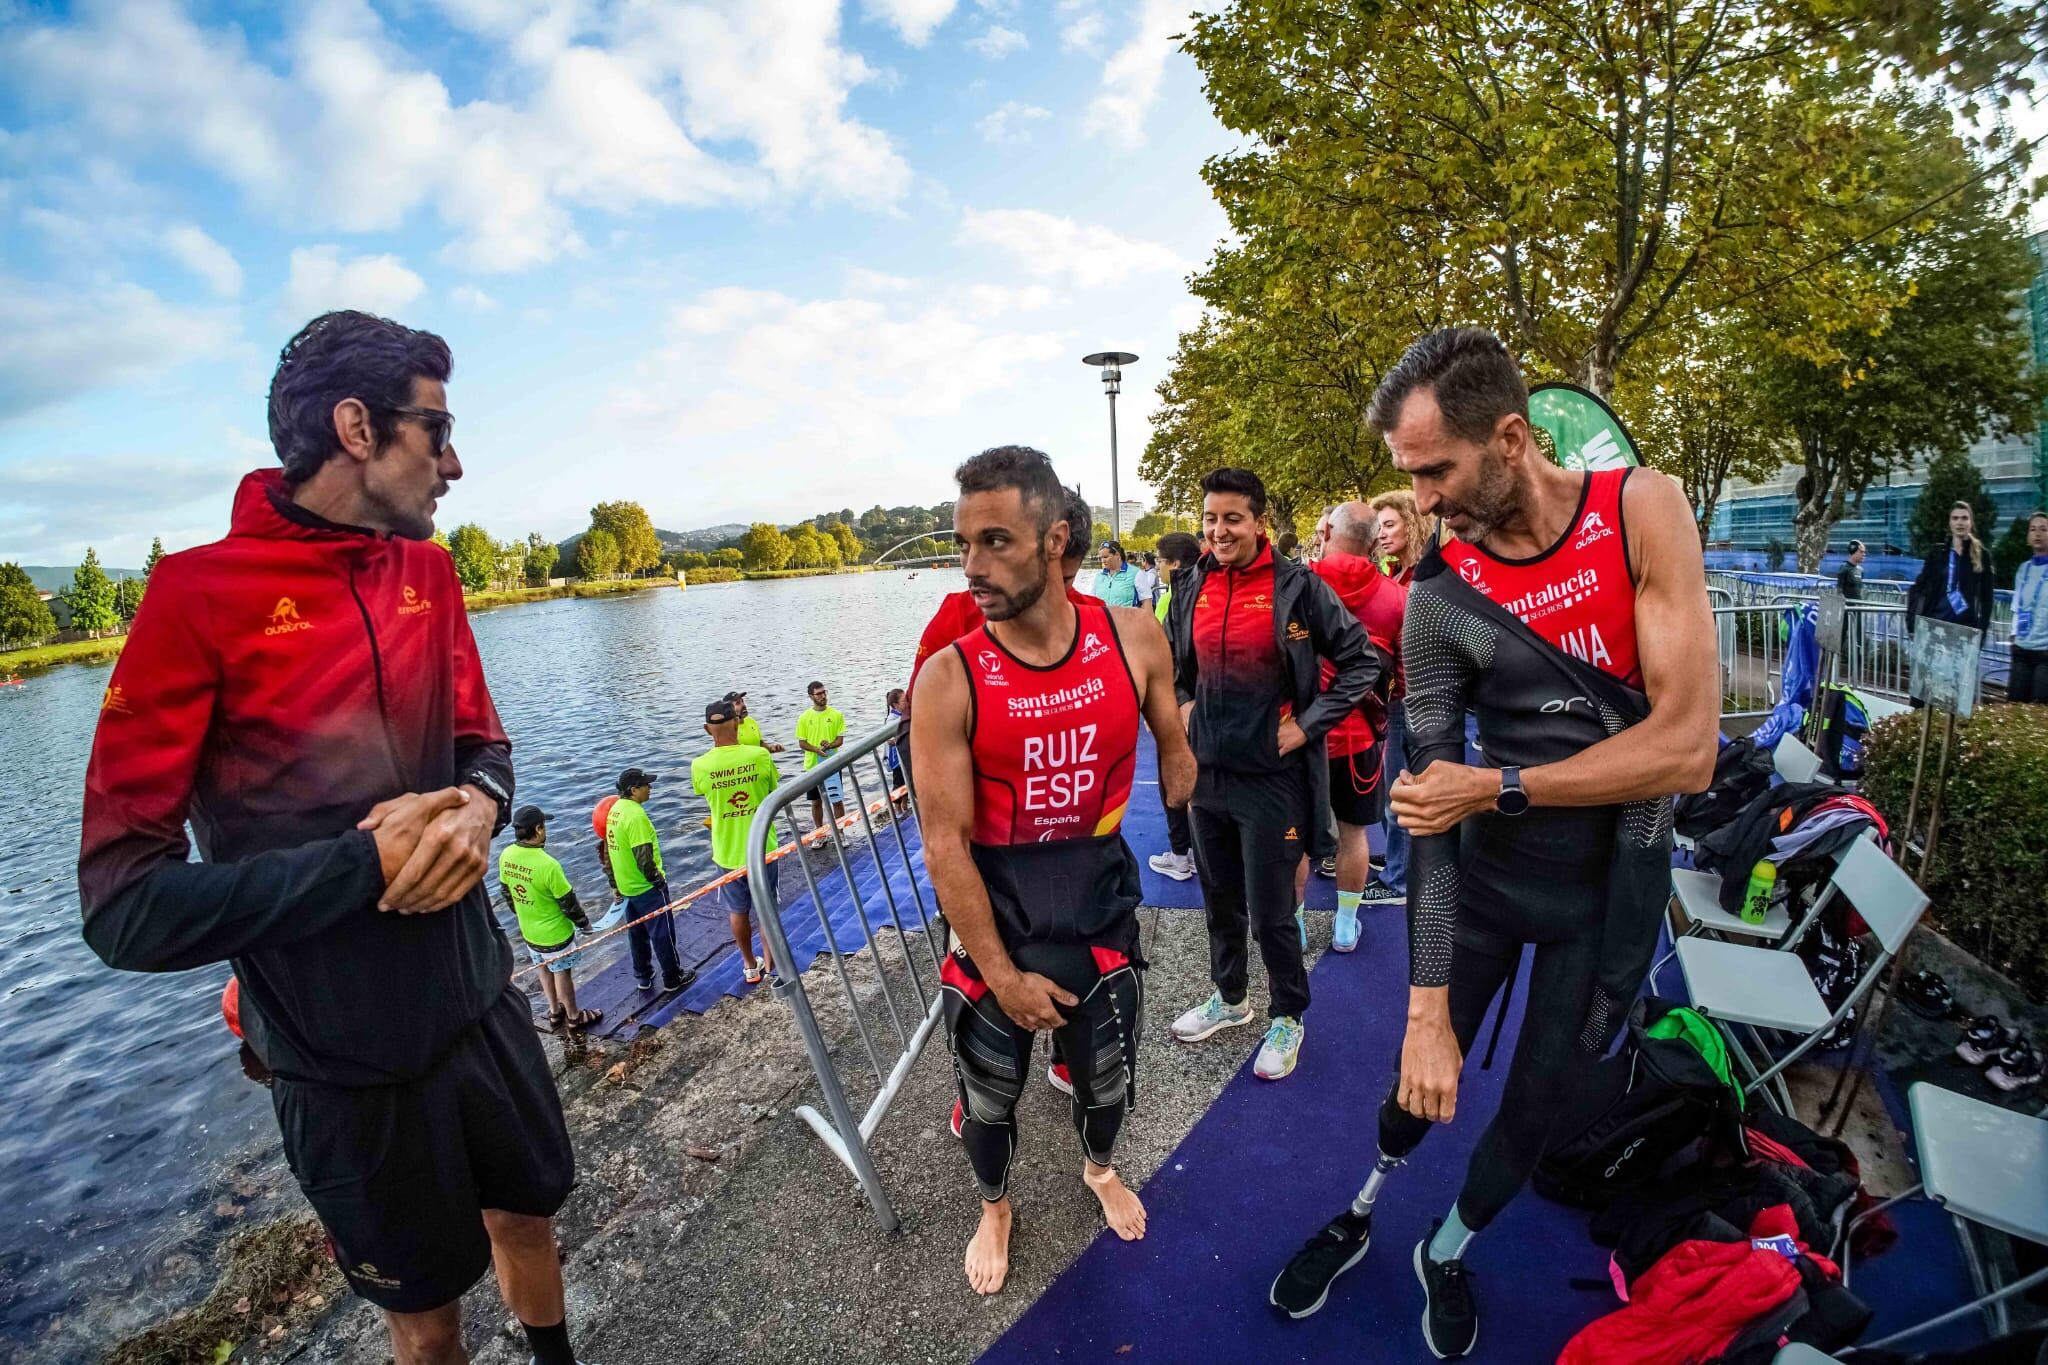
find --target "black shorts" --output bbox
[1326,749,1385,827]
[271,986,574,1313]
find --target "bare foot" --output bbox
[965,1199,1013,1295]
[1084,1163,1147,1241]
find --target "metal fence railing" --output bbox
[745,720,943,1232]
[1707,573,2013,696]
[1713,601,1920,718]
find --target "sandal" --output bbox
[545,1006,567,1032]
[566,1007,603,1032]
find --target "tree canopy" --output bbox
[524,531,559,586]
[576,528,621,579]
[65,548,120,636]
[0,562,56,647]
[448,523,495,593]
[588,501,662,575]
[740,522,793,571]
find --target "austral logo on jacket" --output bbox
[100,685,132,714]
[1286,620,1311,642]
[399,585,433,616]
[264,597,313,636]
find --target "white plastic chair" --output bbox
[1772,1346,1838,1364]
[1841,1085,2048,1349]
[1773,732,1824,784]
[1674,838,1927,1113]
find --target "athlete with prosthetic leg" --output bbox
[1268,330,1716,1355]
[912,446,1195,1295]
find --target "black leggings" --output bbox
[1190,765,1313,1020]
[1377,827,1614,1233]
[943,940,1143,1202]
[2010,645,2048,703]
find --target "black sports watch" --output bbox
[1495,766,1530,816]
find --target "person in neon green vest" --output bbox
[724,691,786,754]
[498,807,602,1030]
[693,697,782,985]
[795,680,848,832]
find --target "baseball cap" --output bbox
[512,804,548,833]
[705,698,739,723]
[616,766,658,794]
[723,690,746,702]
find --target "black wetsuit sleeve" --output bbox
[1400,582,1491,988]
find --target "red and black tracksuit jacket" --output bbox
[78,468,515,1087]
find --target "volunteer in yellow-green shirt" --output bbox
[693,697,783,985]
[499,806,603,1031]
[724,691,785,754]
[603,766,692,994]
[794,679,848,831]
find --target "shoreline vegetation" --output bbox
[0,564,934,674]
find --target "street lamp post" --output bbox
[1082,351,1138,540]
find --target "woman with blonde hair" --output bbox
[1908,501,1997,635]
[1369,489,1436,586]
[1359,489,1434,911]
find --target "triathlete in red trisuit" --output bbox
[913,446,1195,1296]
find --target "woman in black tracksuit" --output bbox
[1907,502,1997,636]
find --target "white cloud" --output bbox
[283,246,427,320]
[0,453,249,564]
[0,277,234,422]
[844,266,918,294]
[161,224,243,298]
[1058,0,1106,53]
[967,23,1026,59]
[1085,0,1186,147]
[976,100,1051,145]
[860,0,958,47]
[958,208,1188,290]
[450,284,501,311]
[4,0,907,273]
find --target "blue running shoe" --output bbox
[1333,906,1361,953]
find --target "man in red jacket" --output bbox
[78,312,583,1365]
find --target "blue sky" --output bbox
[0,0,1236,565]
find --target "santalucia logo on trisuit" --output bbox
[1500,567,1600,622]
[1005,674,1107,719]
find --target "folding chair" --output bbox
[1773,732,1824,784]
[1839,1085,2048,1351]
[1772,1347,1839,1364]
[1673,838,1926,1114]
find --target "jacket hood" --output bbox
[229,468,388,543]
[1313,551,1392,611]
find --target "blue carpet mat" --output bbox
[978,911,1983,1364]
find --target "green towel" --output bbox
[1646,1006,1745,1109]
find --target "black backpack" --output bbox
[1533,997,1748,1210]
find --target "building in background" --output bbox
[1707,228,2047,574]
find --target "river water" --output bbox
[0,571,969,1354]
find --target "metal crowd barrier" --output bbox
[1705,571,2015,691]
[745,720,944,1232]
[1712,601,1916,718]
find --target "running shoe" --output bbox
[950,1099,964,1140]
[1317,855,1337,879]
[1898,968,1955,1020]
[1414,1230,1479,1359]
[1333,906,1361,953]
[1957,1015,2016,1065]
[1361,879,1403,905]
[1171,992,1255,1043]
[743,960,766,985]
[1148,850,1196,881]
[1048,1061,1074,1096]
[1269,1208,1371,1318]
[1371,854,1386,872]
[1988,1040,2043,1093]
[1255,1016,1304,1080]
[659,967,698,995]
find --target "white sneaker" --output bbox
[1148,850,1196,881]
[1255,1016,1305,1080]
[1171,991,1255,1042]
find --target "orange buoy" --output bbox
[592,794,618,840]
[221,976,243,1039]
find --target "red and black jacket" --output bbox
[78,468,515,1087]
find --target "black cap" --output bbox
[512,804,547,833]
[616,767,657,794]
[723,690,746,701]
[705,698,739,723]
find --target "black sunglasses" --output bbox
[386,404,456,454]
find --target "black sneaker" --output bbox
[1317,854,1338,879]
[660,967,699,994]
[1898,968,1955,1020]
[1268,1208,1371,1319]
[1988,1040,2043,1092]
[1414,1230,1478,1359]
[1370,854,1386,872]
[1361,879,1403,905]
[1957,1015,2015,1065]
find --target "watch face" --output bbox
[1496,775,1529,815]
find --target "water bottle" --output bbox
[1741,860,1777,925]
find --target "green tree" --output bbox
[825,520,863,563]
[448,523,495,593]
[1908,452,2000,557]
[143,536,166,579]
[859,505,890,532]
[524,531,559,586]
[710,547,744,569]
[1179,2,2034,399]
[1760,107,2043,568]
[114,574,146,624]
[576,528,621,579]
[64,547,120,636]
[739,522,792,571]
[1619,334,1794,547]
[786,525,843,569]
[0,562,56,647]
[1992,514,2037,587]
[588,501,662,575]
